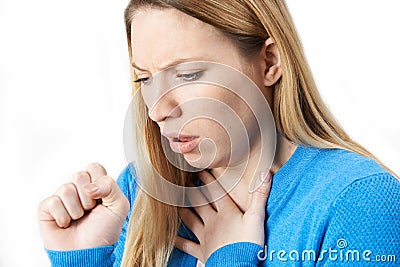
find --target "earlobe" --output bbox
[262,38,282,87]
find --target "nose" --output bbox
[148,93,182,123]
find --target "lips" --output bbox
[162,132,200,154]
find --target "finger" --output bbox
[71,171,96,210]
[55,183,85,220]
[38,195,72,228]
[247,171,272,219]
[86,162,107,182]
[187,182,216,221]
[84,176,130,220]
[178,207,204,239]
[197,171,235,211]
[175,236,204,263]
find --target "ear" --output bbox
[261,38,282,87]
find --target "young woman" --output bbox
[38,0,400,266]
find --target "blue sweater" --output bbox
[46,145,400,266]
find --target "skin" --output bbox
[132,8,296,211]
[38,7,297,264]
[38,163,130,250]
[133,9,296,262]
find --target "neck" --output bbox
[269,133,298,175]
[211,133,297,211]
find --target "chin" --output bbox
[184,156,212,169]
[184,153,228,170]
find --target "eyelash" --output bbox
[133,77,151,85]
[133,71,203,85]
[176,71,202,82]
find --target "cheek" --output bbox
[184,119,231,168]
[183,119,230,159]
[184,119,230,143]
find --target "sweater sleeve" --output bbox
[46,164,137,267]
[317,174,400,266]
[205,242,263,267]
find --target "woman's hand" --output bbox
[175,170,272,263]
[38,163,130,251]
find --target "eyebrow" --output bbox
[131,57,202,72]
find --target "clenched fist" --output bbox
[38,163,130,251]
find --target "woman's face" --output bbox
[131,8,272,169]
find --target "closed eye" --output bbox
[176,71,202,82]
[133,77,152,85]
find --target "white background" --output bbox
[0,0,399,266]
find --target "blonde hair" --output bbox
[122,1,398,266]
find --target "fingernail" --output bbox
[259,171,272,183]
[84,183,99,194]
[259,171,267,182]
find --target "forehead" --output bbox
[130,8,235,71]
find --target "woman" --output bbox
[38,0,400,266]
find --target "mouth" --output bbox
[162,133,200,154]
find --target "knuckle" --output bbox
[38,196,59,214]
[86,162,106,173]
[38,196,50,209]
[71,171,90,184]
[46,195,62,209]
[100,175,115,187]
[57,183,77,197]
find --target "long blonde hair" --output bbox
[122,1,397,266]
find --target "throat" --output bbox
[210,133,297,212]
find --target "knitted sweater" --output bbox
[46,145,400,266]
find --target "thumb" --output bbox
[247,171,272,218]
[84,176,130,219]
